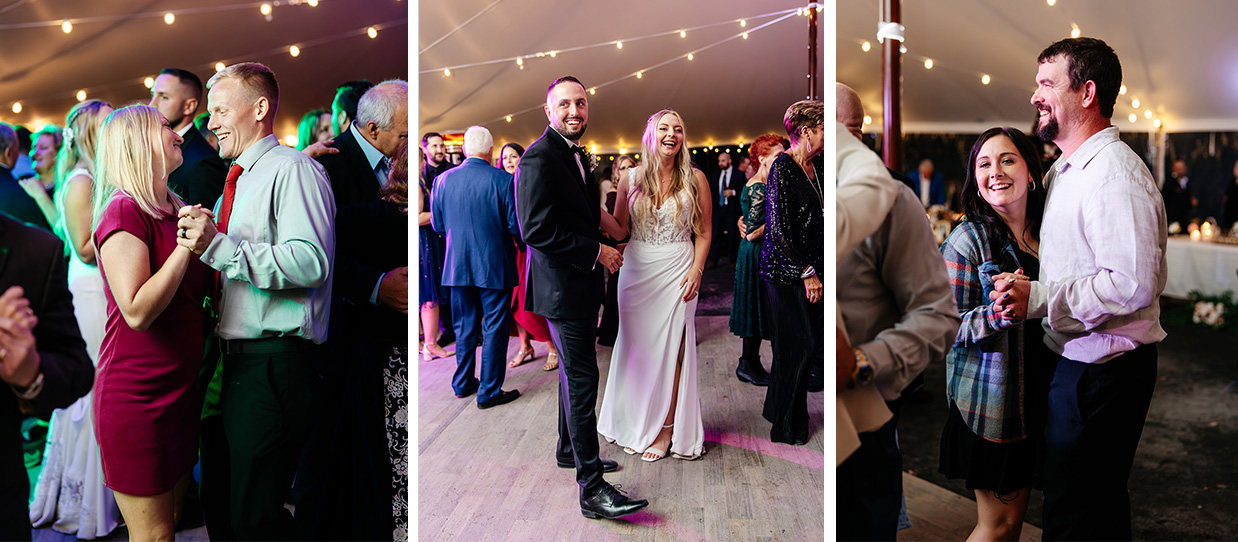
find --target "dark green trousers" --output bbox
[200,341,323,541]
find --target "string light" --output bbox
[61,20,72,33]
[1119,85,1127,95]
[924,58,933,69]
[289,45,301,57]
[367,26,378,38]
[1154,119,1162,128]
[11,102,21,114]
[144,77,155,88]
[687,53,694,60]
[1145,109,1152,119]
[506,115,512,122]
[164,12,175,25]
[616,40,623,49]
[1047,0,1056,5]
[308,0,318,6]
[679,29,686,38]
[76,90,86,101]
[1132,98,1140,108]
[740,19,747,27]
[589,88,596,95]
[216,62,226,72]
[1129,113,1137,123]
[861,41,871,52]
[863,116,872,126]
[261,3,272,15]
[981,74,991,85]
[443,68,451,76]
[516,57,523,69]
[285,134,299,148]
[636,70,642,79]
[1070,24,1080,38]
[742,32,749,39]
[619,147,627,154]
[549,50,557,57]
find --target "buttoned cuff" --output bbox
[369,273,385,305]
[201,232,238,272]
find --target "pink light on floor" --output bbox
[605,510,721,541]
[703,428,824,470]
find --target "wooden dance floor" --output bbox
[418,314,826,541]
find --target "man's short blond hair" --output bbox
[207,62,280,115]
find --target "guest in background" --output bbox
[418,148,453,360]
[421,131,457,349]
[0,123,52,232]
[737,154,755,179]
[1162,158,1194,227]
[28,99,122,538]
[432,126,521,409]
[10,126,35,180]
[313,140,410,541]
[939,127,1050,541]
[759,101,826,446]
[706,151,744,267]
[331,80,373,139]
[194,113,218,151]
[295,108,333,151]
[502,142,561,371]
[18,126,64,228]
[910,158,947,208]
[150,68,228,209]
[0,220,94,542]
[1222,159,1238,232]
[596,155,635,347]
[729,134,785,388]
[92,104,211,540]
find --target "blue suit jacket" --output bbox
[908,170,946,207]
[431,156,519,289]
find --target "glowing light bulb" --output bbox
[261,3,272,15]
[1119,85,1127,95]
[1071,25,1081,38]
[1047,0,1056,5]
[1154,119,1162,128]
[589,88,596,95]
[924,58,933,69]
[740,19,747,27]
[286,135,298,148]
[61,20,72,33]
[616,40,623,49]
[742,32,749,39]
[216,62,226,72]
[981,74,991,85]
[590,145,597,154]
[11,102,21,114]
[164,13,175,25]
[516,57,523,67]
[444,68,451,76]
[144,77,155,88]
[76,90,86,101]
[289,45,300,57]
[505,116,512,122]
[308,0,318,5]
[863,116,872,126]
[679,30,686,38]
[1132,98,1140,108]
[367,27,377,39]
[619,148,627,155]
[1145,109,1152,119]
[1129,113,1137,123]
[861,41,871,52]
[636,71,642,79]
[549,50,557,57]
[687,53,694,60]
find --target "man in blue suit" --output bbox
[908,158,946,208]
[431,125,521,409]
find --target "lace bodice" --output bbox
[626,170,693,246]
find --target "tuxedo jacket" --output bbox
[0,166,51,232]
[430,156,519,290]
[515,126,604,320]
[168,127,228,208]
[0,212,93,532]
[709,165,746,210]
[315,128,389,304]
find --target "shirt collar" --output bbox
[234,134,280,171]
[1059,125,1119,173]
[551,126,579,149]
[349,121,388,171]
[176,123,193,138]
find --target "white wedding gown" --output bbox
[29,168,121,538]
[597,173,704,459]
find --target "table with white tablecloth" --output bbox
[1163,237,1238,298]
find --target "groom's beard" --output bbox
[553,118,587,141]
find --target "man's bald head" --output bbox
[836,82,864,140]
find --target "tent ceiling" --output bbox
[837,0,1238,134]
[418,0,825,154]
[0,0,408,144]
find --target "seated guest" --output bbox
[0,217,95,542]
[91,105,212,540]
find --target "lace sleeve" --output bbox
[745,183,767,229]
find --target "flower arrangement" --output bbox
[1169,290,1238,332]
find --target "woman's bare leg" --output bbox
[969,487,1031,541]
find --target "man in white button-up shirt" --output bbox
[993,37,1166,540]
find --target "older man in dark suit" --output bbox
[150,68,228,208]
[0,124,51,232]
[515,75,648,520]
[432,125,520,409]
[0,212,94,540]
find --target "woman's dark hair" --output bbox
[962,127,1046,270]
[501,142,525,158]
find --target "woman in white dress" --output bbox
[29,99,122,539]
[597,109,712,462]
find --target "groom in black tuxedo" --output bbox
[515,76,648,520]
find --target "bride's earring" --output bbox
[1029,180,1037,191]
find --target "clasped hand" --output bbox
[0,286,40,388]
[988,267,1030,321]
[176,205,218,255]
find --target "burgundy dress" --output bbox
[92,195,210,496]
[510,242,552,341]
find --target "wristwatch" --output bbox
[850,348,874,388]
[11,371,44,400]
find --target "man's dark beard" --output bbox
[554,119,586,141]
[1036,113,1059,142]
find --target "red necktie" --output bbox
[217,163,243,234]
[211,163,243,315]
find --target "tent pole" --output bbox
[881,0,903,172]
[808,6,819,100]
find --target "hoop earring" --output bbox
[1029,180,1037,192]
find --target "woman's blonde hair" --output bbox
[93,105,186,227]
[632,109,703,237]
[52,99,110,244]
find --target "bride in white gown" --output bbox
[597,109,712,462]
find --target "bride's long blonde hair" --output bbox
[631,109,703,237]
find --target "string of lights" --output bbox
[0,0,325,31]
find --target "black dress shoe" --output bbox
[454,382,479,398]
[736,357,770,387]
[556,457,618,472]
[477,389,520,409]
[580,482,648,519]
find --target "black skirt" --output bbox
[938,401,1041,495]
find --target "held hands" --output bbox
[679,265,703,302]
[598,244,624,273]
[737,217,748,238]
[176,205,218,255]
[989,267,1030,321]
[378,267,409,314]
[0,286,41,388]
[803,275,823,303]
